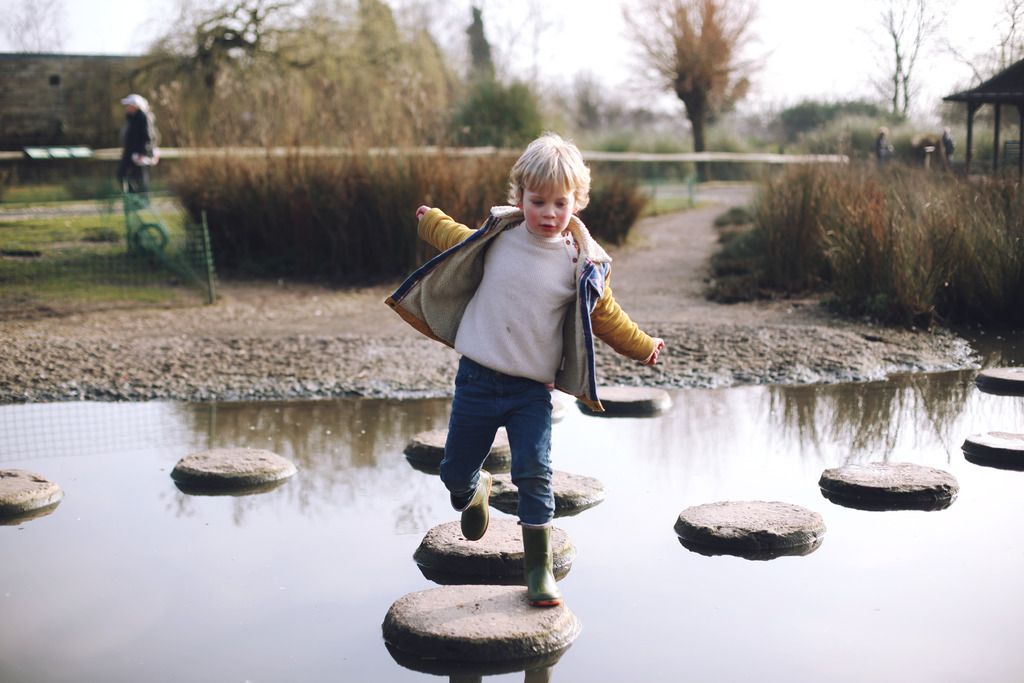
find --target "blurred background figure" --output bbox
[117,93,159,197]
[875,126,894,166]
[941,127,955,163]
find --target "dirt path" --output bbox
[0,184,974,403]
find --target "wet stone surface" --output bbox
[962,432,1024,470]
[413,519,575,584]
[170,447,297,494]
[579,386,673,417]
[674,500,826,560]
[819,462,959,511]
[404,428,511,472]
[0,469,63,522]
[975,367,1024,396]
[489,471,606,517]
[382,584,581,664]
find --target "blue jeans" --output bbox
[441,356,554,526]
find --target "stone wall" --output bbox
[0,53,145,150]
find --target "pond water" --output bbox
[2,370,1023,682]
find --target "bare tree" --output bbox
[624,0,756,179]
[947,0,1024,81]
[874,0,944,117]
[3,0,67,52]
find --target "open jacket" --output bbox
[385,206,656,412]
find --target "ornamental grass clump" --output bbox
[171,152,507,281]
[751,163,1024,326]
[171,151,650,282]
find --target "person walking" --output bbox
[117,93,159,198]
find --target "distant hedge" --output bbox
[171,152,647,282]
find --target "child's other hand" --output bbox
[415,205,431,220]
[645,338,665,366]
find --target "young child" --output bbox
[385,133,664,607]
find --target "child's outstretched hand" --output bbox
[415,205,431,221]
[645,338,665,366]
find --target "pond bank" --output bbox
[0,184,978,404]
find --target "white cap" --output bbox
[120,93,148,109]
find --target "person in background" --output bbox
[117,93,159,197]
[875,126,894,166]
[941,127,955,164]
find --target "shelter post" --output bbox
[994,103,1002,172]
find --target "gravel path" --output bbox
[0,184,976,404]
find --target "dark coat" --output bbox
[120,109,154,160]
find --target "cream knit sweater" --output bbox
[454,222,576,383]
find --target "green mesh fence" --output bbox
[0,191,216,317]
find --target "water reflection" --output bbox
[386,642,565,680]
[768,370,992,464]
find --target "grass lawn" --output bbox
[0,203,209,316]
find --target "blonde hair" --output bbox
[507,133,591,210]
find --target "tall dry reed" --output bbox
[171,151,648,282]
[753,163,1024,326]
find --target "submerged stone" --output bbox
[0,469,63,523]
[489,471,606,517]
[382,584,581,665]
[962,432,1024,471]
[819,462,958,511]
[975,367,1024,396]
[404,428,511,472]
[413,519,575,584]
[674,500,825,560]
[171,447,296,495]
[579,386,672,417]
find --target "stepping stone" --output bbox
[413,519,575,585]
[404,428,511,473]
[819,462,958,511]
[976,367,1024,396]
[382,585,581,667]
[962,432,1024,470]
[171,447,296,495]
[489,471,606,517]
[578,386,672,417]
[674,500,825,560]
[0,469,63,524]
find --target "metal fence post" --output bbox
[200,210,217,305]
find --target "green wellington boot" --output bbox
[522,524,562,607]
[459,470,492,541]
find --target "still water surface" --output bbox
[2,370,1023,682]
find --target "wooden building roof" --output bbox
[944,58,1024,105]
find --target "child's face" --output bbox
[519,187,576,239]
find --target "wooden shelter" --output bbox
[944,58,1024,176]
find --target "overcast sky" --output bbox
[0,0,1006,120]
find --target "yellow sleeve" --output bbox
[418,208,475,252]
[590,277,656,362]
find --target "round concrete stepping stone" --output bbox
[819,462,958,511]
[413,519,575,585]
[962,432,1024,470]
[0,469,63,524]
[171,447,296,495]
[404,428,511,473]
[976,367,1024,396]
[578,386,672,417]
[489,471,606,517]
[674,501,825,560]
[382,585,581,666]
